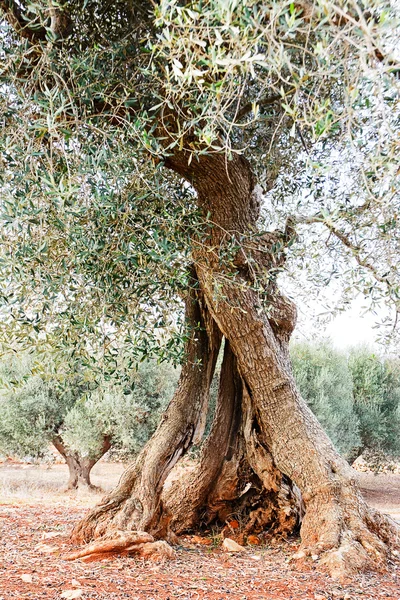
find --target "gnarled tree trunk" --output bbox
[163,340,301,537]
[166,150,399,577]
[72,150,399,577]
[52,435,112,491]
[73,274,222,543]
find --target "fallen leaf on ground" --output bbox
[247,535,260,545]
[192,536,213,545]
[34,542,60,554]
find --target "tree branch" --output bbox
[236,89,296,121]
[0,0,46,42]
[294,211,399,314]
[0,1,72,43]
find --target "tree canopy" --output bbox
[0,349,178,486]
[0,0,399,361]
[291,340,400,458]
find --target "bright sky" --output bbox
[293,296,395,352]
[324,308,379,349]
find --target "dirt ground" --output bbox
[0,460,399,600]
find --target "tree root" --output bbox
[163,345,301,538]
[72,282,221,544]
[298,485,400,580]
[63,530,175,562]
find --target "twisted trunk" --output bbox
[52,435,111,490]
[164,340,301,537]
[73,276,221,543]
[165,150,399,577]
[72,150,399,577]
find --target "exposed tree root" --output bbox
[298,484,400,580]
[72,281,221,544]
[164,345,301,538]
[64,531,175,562]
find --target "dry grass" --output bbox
[1,460,400,521]
[0,460,126,507]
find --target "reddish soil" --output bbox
[0,463,399,599]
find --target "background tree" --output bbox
[291,341,361,460]
[0,351,178,489]
[348,348,400,456]
[0,0,399,576]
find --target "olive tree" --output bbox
[349,348,400,455]
[291,341,361,459]
[0,352,177,488]
[0,0,399,576]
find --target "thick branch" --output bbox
[0,1,47,42]
[236,91,292,121]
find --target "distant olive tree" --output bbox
[290,341,361,459]
[0,352,178,489]
[348,348,400,456]
[291,341,400,460]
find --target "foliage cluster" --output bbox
[0,351,178,461]
[291,341,400,459]
[0,0,399,368]
[1,341,399,468]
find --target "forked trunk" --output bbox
[64,455,96,490]
[72,151,399,577]
[52,435,111,490]
[167,150,399,577]
[164,341,301,537]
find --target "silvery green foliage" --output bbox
[291,340,361,459]
[291,340,400,458]
[61,360,179,459]
[0,376,58,457]
[0,350,179,460]
[0,353,74,457]
[0,0,399,362]
[348,347,400,454]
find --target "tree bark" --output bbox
[52,435,112,490]
[163,150,399,577]
[73,276,222,543]
[163,340,301,537]
[71,149,399,576]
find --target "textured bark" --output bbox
[52,435,111,490]
[163,340,242,531]
[162,149,400,576]
[73,278,221,543]
[71,149,399,576]
[164,341,301,537]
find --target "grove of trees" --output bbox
[0,0,399,577]
[291,342,400,459]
